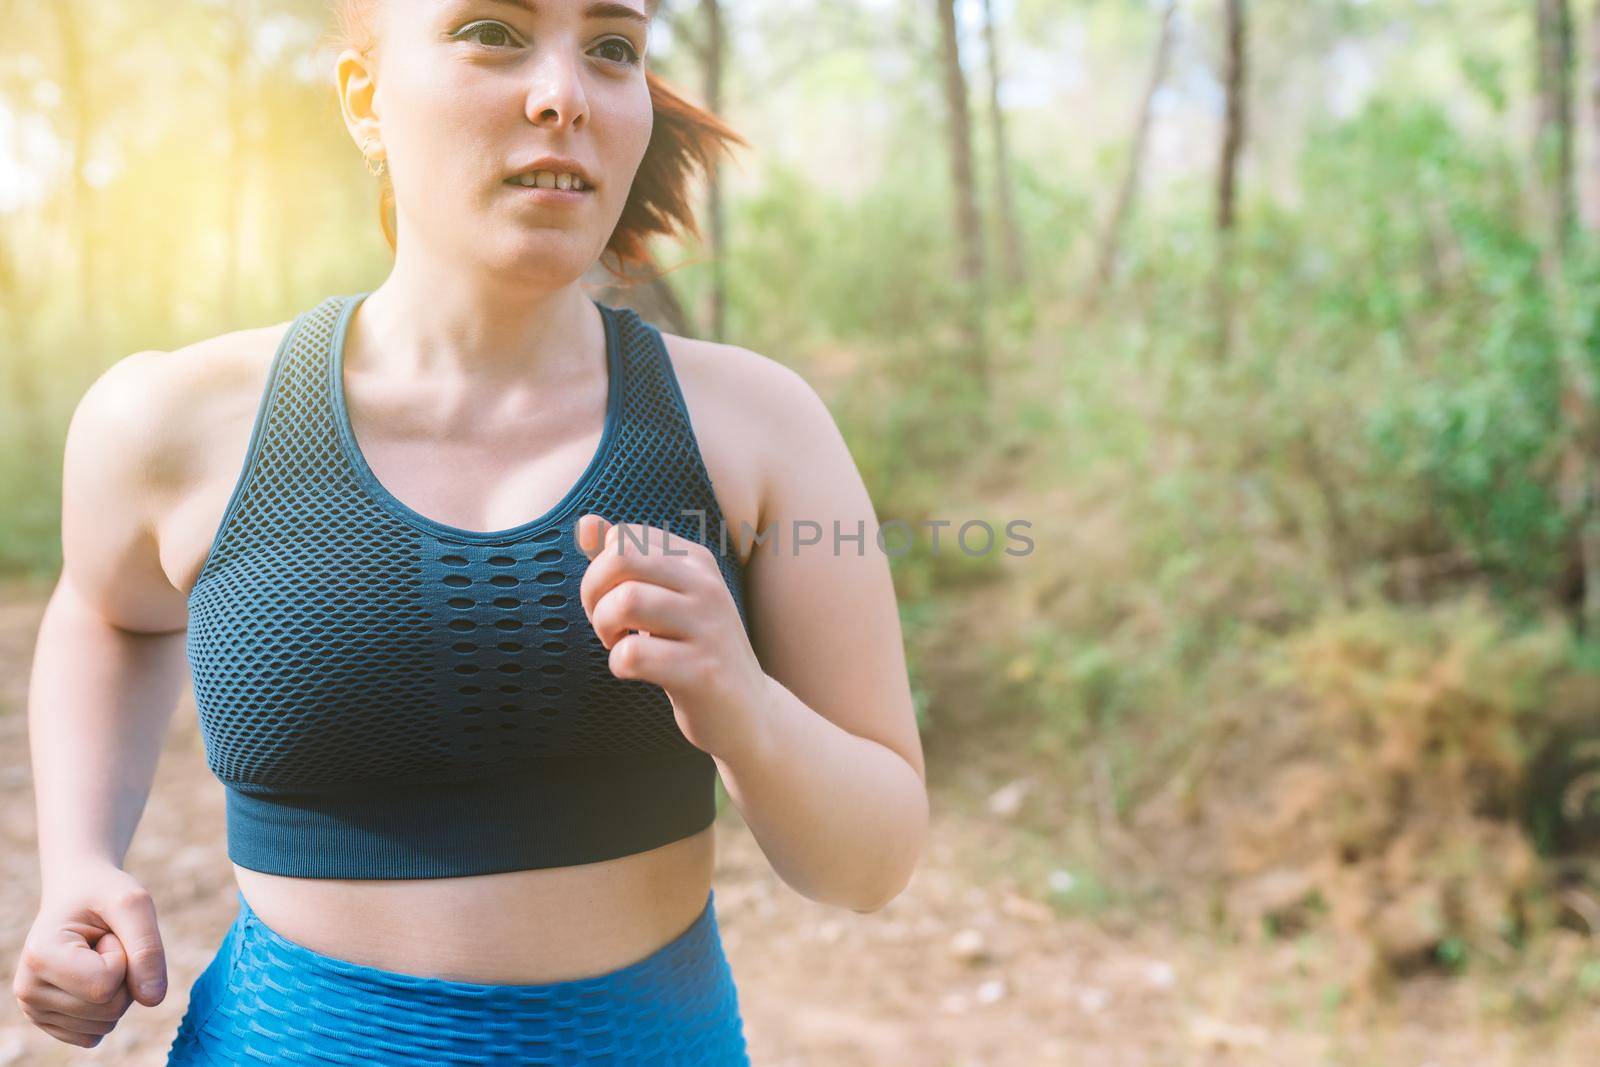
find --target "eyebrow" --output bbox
[477,0,650,25]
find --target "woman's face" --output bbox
[345,0,654,282]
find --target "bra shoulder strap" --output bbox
[591,304,751,628]
[191,295,355,590]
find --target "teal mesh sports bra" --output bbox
[185,292,750,878]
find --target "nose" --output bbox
[524,42,588,131]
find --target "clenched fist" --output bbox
[12,862,167,1049]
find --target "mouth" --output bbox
[503,168,595,193]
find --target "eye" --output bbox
[592,37,641,66]
[451,20,519,49]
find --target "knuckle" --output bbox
[129,943,164,967]
[129,956,166,987]
[18,943,45,974]
[603,521,625,554]
[693,566,721,600]
[84,975,119,1004]
[114,886,150,910]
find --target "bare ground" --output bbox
[1,579,1596,1066]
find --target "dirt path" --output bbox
[1,580,1595,1065]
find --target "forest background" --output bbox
[3,1,1600,1063]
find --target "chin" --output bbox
[482,236,597,285]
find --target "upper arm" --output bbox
[59,350,190,634]
[736,354,925,783]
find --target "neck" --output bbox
[351,249,602,386]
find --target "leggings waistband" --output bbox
[229,886,720,996]
[166,887,749,1065]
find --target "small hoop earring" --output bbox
[361,136,387,180]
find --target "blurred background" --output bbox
[4,0,1600,1063]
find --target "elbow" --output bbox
[848,793,928,914]
[848,838,922,912]
[848,877,912,914]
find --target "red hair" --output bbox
[327,0,746,277]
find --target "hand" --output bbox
[575,514,770,762]
[12,861,167,1049]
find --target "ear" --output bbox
[335,47,383,157]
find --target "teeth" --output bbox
[512,170,588,190]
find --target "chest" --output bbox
[183,293,749,791]
[187,514,733,789]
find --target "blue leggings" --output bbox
[165,889,749,1065]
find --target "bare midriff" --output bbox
[229,824,715,984]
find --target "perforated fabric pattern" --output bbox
[184,293,752,876]
[165,889,750,1065]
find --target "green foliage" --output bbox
[1083,93,1587,617]
[5,7,1600,1044]
[1306,99,1573,589]
[716,154,967,353]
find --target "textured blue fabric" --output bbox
[164,889,750,1065]
[185,292,751,878]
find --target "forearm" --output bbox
[29,577,187,894]
[710,674,928,913]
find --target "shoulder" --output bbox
[655,331,841,454]
[71,320,293,499]
[655,330,849,536]
[60,319,292,628]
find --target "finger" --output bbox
[36,1020,102,1049]
[94,890,167,1006]
[31,1009,117,1037]
[579,527,705,622]
[590,580,695,648]
[574,513,614,561]
[609,631,698,688]
[603,519,702,563]
[24,928,124,1005]
[22,978,132,1021]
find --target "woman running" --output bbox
[11,0,928,1062]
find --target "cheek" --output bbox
[386,69,510,203]
[380,38,499,133]
[406,62,495,131]
[628,80,655,150]
[600,81,655,177]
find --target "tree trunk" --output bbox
[934,0,988,392]
[0,232,44,454]
[980,0,1026,288]
[1090,0,1178,301]
[1586,0,1600,228]
[700,0,728,342]
[1213,0,1247,362]
[221,0,255,328]
[1536,0,1575,259]
[53,0,97,353]
[1550,0,1600,633]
